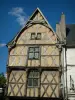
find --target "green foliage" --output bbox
[0,73,6,87]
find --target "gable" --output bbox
[30,11,44,21]
[7,8,58,47]
[26,8,55,33]
[16,24,57,44]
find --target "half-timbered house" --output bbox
[7,8,62,100]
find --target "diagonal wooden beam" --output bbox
[41,84,49,97]
[50,84,57,97]
[16,84,24,96]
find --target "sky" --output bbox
[0,0,75,74]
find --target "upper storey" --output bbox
[7,8,60,67]
[7,8,58,47]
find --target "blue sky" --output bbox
[0,0,75,73]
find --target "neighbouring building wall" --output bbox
[66,48,75,100]
[66,48,75,92]
[63,48,75,100]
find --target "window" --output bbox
[31,33,41,40]
[28,47,40,59]
[31,33,35,39]
[37,33,41,40]
[70,75,75,91]
[28,70,39,87]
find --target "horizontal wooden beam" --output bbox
[7,96,63,100]
[9,55,59,56]
[41,83,59,85]
[7,66,60,71]
[15,44,60,46]
[8,82,26,84]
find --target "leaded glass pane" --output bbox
[37,33,41,39]
[33,79,38,86]
[29,53,34,59]
[31,33,35,39]
[35,53,39,59]
[29,48,34,52]
[29,71,33,78]
[28,79,33,86]
[35,47,39,52]
[33,71,39,78]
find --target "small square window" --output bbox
[28,47,40,59]
[31,33,35,39]
[37,33,41,40]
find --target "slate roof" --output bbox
[66,24,75,46]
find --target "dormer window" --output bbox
[37,33,41,40]
[31,33,35,40]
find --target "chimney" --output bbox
[60,12,66,42]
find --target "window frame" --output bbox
[28,47,40,60]
[27,70,39,87]
[31,33,35,40]
[37,33,41,40]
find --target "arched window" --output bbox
[28,70,39,87]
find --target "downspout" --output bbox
[64,46,68,100]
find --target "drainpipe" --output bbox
[65,47,68,100]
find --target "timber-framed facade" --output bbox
[6,8,63,100]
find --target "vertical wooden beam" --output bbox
[6,49,10,95]
[38,68,42,97]
[26,46,28,67]
[25,68,28,96]
[59,45,62,98]
[7,67,11,96]
[40,46,41,67]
